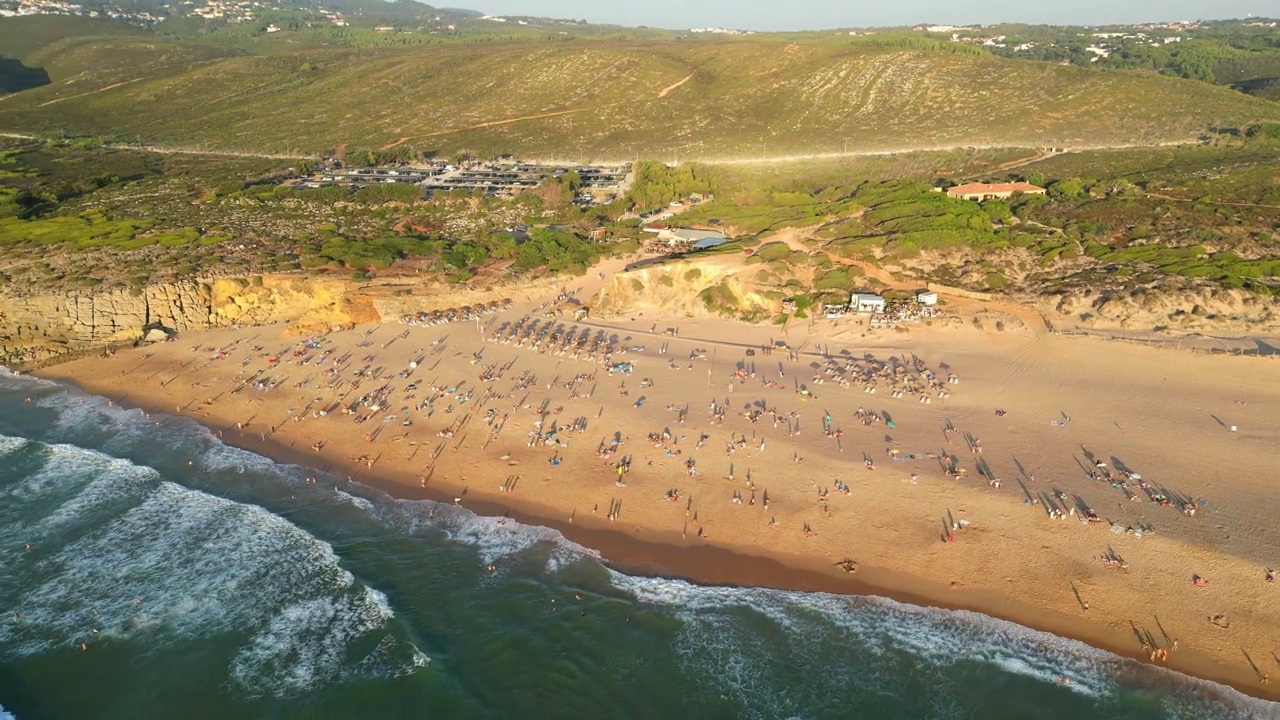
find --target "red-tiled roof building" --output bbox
[946,182,1046,201]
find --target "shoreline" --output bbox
[29,368,1280,705]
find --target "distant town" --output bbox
[0,0,161,25]
[923,22,1195,58]
[292,158,632,204]
[3,0,1274,42]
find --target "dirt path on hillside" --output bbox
[1143,191,1280,211]
[699,140,1195,166]
[379,137,412,151]
[832,258,908,289]
[756,226,819,252]
[829,256,1052,337]
[657,72,695,98]
[953,148,1064,180]
[422,70,695,140]
[989,149,1062,174]
[752,225,1051,337]
[37,78,143,107]
[0,131,310,160]
[425,108,591,138]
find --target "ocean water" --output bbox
[1,368,1277,720]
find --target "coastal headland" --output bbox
[36,262,1280,704]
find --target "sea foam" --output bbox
[6,370,1279,718]
[0,432,426,700]
[610,573,1280,719]
[378,498,600,575]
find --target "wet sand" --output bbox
[36,290,1280,702]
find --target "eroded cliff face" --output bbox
[0,276,383,368]
[0,272,557,369]
[1039,283,1280,334]
[1,282,210,367]
[594,261,775,319]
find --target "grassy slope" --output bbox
[2,27,1279,156]
[0,16,146,61]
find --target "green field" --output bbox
[2,18,1279,158]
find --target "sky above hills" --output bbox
[449,0,1277,31]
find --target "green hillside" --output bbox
[2,24,1279,158]
[0,16,147,61]
[1215,54,1280,102]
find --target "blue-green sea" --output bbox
[1,368,1277,719]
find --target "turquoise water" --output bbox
[1,369,1276,720]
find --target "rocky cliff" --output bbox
[0,272,558,369]
[1,282,212,367]
[1038,281,1280,335]
[594,260,776,320]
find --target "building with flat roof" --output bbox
[851,293,886,314]
[947,182,1045,201]
[644,227,727,248]
[691,237,729,250]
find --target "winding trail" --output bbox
[37,78,142,107]
[697,140,1197,167]
[423,108,590,138]
[379,137,412,151]
[0,132,311,160]
[419,70,697,142]
[657,72,695,98]
[988,148,1063,174]
[1142,192,1280,211]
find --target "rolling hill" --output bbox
[0,16,148,62]
[2,23,1279,159]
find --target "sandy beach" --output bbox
[36,273,1280,702]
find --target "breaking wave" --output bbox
[3,368,1278,718]
[0,435,426,700]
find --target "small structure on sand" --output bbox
[851,293,886,314]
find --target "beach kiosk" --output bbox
[851,293,886,314]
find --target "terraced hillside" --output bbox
[2,26,1279,158]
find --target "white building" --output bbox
[851,293,886,314]
[644,227,726,248]
[916,290,939,306]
